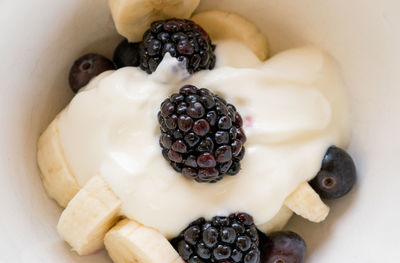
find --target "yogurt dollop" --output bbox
[58,43,350,238]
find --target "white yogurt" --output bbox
[58,43,350,238]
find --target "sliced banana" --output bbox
[37,113,80,207]
[57,176,122,255]
[191,10,269,61]
[284,182,330,222]
[109,0,200,42]
[257,206,293,234]
[104,219,183,263]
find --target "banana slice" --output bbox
[57,176,122,255]
[191,10,269,61]
[284,182,330,222]
[104,219,183,263]
[37,113,80,207]
[109,0,200,42]
[257,206,293,234]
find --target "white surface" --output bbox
[0,0,399,262]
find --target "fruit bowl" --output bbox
[1,0,399,262]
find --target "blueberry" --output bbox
[310,146,356,199]
[261,231,306,263]
[113,39,140,68]
[69,53,115,93]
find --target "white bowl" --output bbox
[1,0,399,262]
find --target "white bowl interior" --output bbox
[1,0,399,262]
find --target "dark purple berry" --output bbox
[215,146,232,163]
[235,148,246,161]
[113,39,140,68]
[235,113,244,128]
[185,133,200,148]
[69,53,115,93]
[310,146,356,199]
[138,19,216,74]
[261,231,306,263]
[173,213,260,263]
[228,161,241,175]
[172,140,187,153]
[237,213,254,226]
[197,243,211,259]
[221,227,236,244]
[185,155,198,168]
[215,131,229,144]
[197,153,216,168]
[183,167,198,178]
[198,168,219,182]
[165,114,178,129]
[206,111,218,126]
[161,100,175,117]
[168,150,183,163]
[177,240,193,260]
[158,86,246,183]
[193,119,210,136]
[218,116,233,130]
[187,102,205,119]
[213,245,231,260]
[231,140,243,156]
[184,226,201,245]
[237,128,247,143]
[160,133,173,149]
[178,115,194,132]
[196,137,214,153]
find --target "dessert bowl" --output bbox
[0,0,399,262]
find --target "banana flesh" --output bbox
[37,113,80,207]
[192,10,269,61]
[57,176,122,255]
[109,0,200,42]
[104,219,183,263]
[284,182,330,222]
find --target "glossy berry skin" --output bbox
[138,19,216,74]
[113,39,141,68]
[158,85,246,183]
[171,213,261,263]
[310,146,356,199]
[260,231,306,263]
[69,53,115,93]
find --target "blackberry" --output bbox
[139,18,216,74]
[158,85,246,183]
[171,213,261,263]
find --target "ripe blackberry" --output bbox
[158,85,246,183]
[171,213,261,263]
[139,18,216,74]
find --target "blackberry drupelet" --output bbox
[139,18,216,74]
[171,213,261,263]
[158,85,246,183]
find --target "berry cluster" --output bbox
[171,213,261,263]
[158,85,246,183]
[138,18,216,74]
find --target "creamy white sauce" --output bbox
[58,43,350,238]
